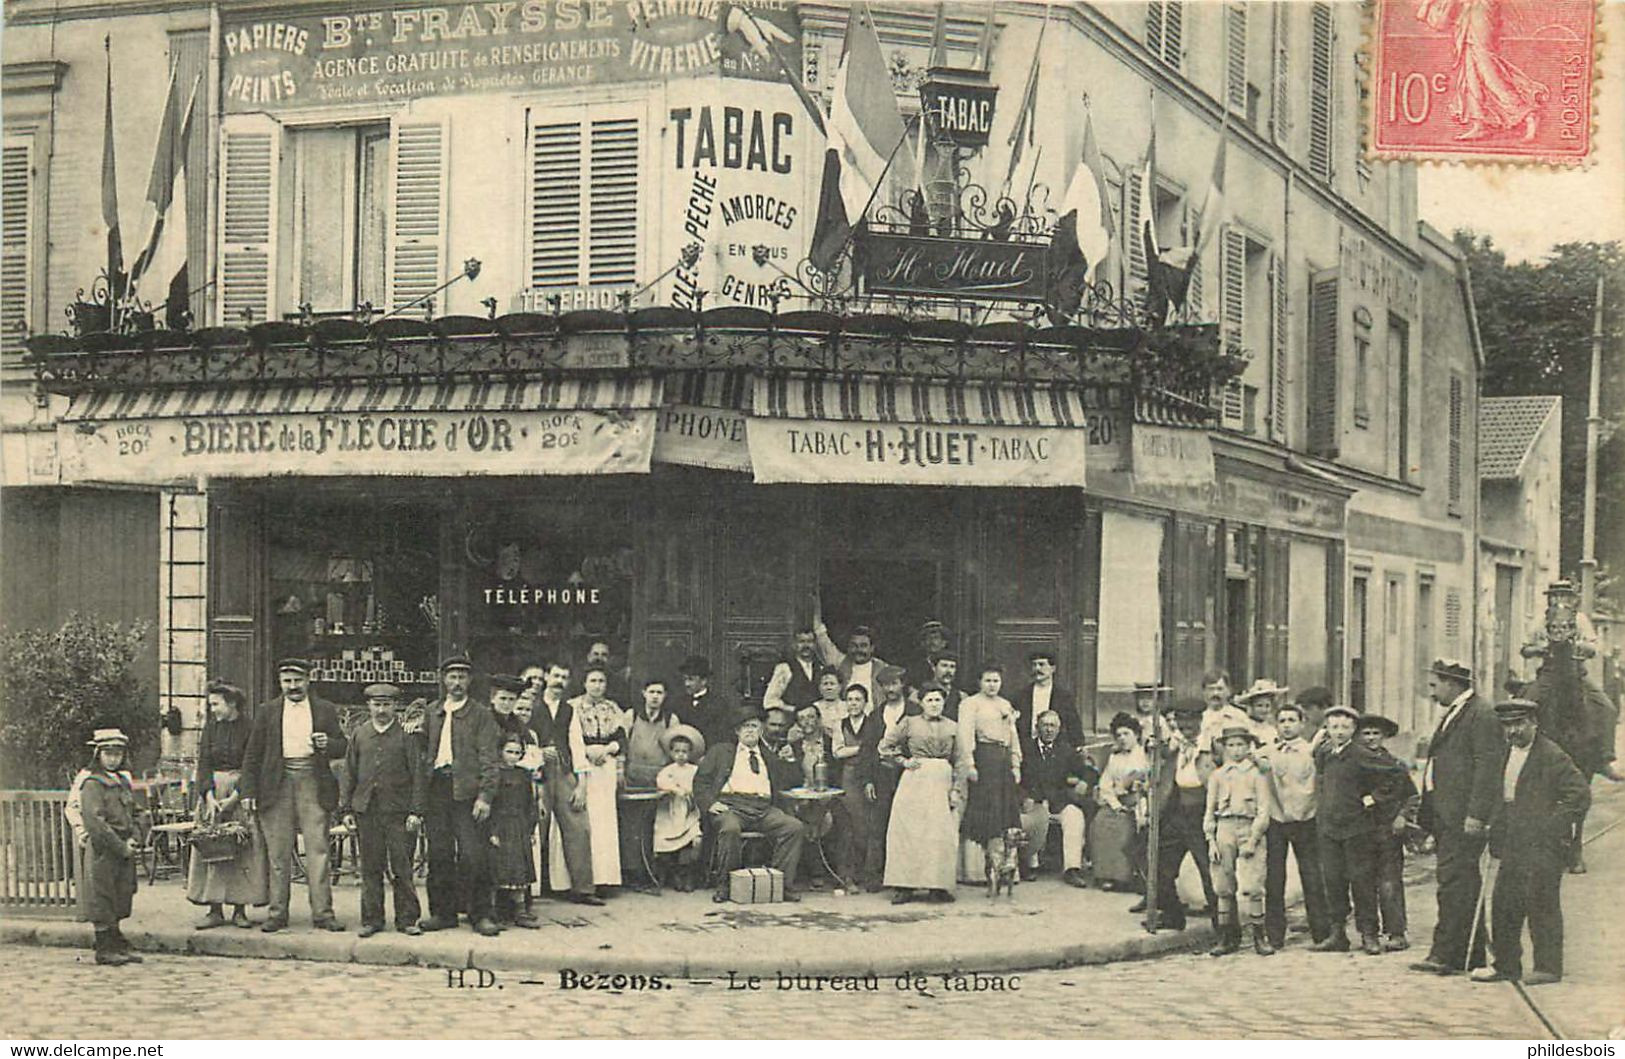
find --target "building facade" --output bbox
[2,1,1480,757]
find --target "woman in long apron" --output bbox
[957,665,1023,880]
[554,669,623,893]
[1092,712,1152,890]
[879,683,969,902]
[186,681,269,927]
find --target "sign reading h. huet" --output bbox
[222,1,801,111]
[854,231,1049,302]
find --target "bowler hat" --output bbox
[489,674,527,694]
[1170,696,1205,718]
[730,705,765,731]
[1322,705,1360,723]
[364,683,403,700]
[1356,713,1399,737]
[440,654,473,673]
[1428,658,1472,683]
[1495,698,1540,721]
[86,727,130,748]
[1504,671,1533,695]
[1218,725,1260,745]
[276,657,311,676]
[659,723,707,760]
[679,655,712,678]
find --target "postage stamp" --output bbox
[1368,0,1597,164]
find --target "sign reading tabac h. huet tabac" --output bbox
[222,1,801,111]
[853,231,1049,302]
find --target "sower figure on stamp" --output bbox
[694,706,805,903]
[1411,659,1500,975]
[341,682,426,938]
[242,657,348,934]
[1470,699,1590,986]
[418,655,501,936]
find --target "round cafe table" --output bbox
[618,788,665,891]
[781,787,844,884]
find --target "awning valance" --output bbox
[752,372,1113,428]
[62,374,663,422]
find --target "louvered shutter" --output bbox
[1124,171,1146,301]
[389,118,448,316]
[1308,3,1334,182]
[531,118,583,288]
[1226,3,1248,115]
[1270,253,1288,442]
[1271,4,1291,144]
[1184,201,1204,322]
[1,137,30,354]
[1163,2,1183,67]
[1146,3,1164,62]
[587,116,639,286]
[1306,268,1340,457]
[217,115,279,326]
[1219,227,1246,428]
[1447,373,1464,514]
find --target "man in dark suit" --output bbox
[1412,659,1503,975]
[341,683,427,937]
[1019,710,1099,886]
[677,655,731,750]
[418,656,502,936]
[241,658,348,933]
[695,706,805,903]
[1471,699,1590,986]
[1013,649,1081,753]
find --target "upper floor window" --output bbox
[283,124,390,317]
[1308,2,1335,182]
[1225,3,1249,120]
[1,134,32,353]
[1352,305,1374,429]
[529,103,642,296]
[1146,1,1184,69]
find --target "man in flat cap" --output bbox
[342,683,426,937]
[1412,659,1501,975]
[419,655,502,936]
[1471,700,1589,985]
[242,658,348,933]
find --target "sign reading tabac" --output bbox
[59,409,654,483]
[853,231,1048,302]
[747,418,1085,488]
[222,2,801,112]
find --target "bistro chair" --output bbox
[138,776,195,885]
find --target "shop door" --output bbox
[1225,577,1252,688]
[819,555,947,670]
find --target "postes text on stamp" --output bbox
[1369,0,1595,163]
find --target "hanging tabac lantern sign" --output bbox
[919,66,998,149]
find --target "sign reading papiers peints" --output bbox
[222,1,802,111]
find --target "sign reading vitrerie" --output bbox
[58,409,655,482]
[854,232,1048,302]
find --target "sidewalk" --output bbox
[5,783,1617,979]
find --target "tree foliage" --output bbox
[1454,233,1625,606]
[0,614,154,788]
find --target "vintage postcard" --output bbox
[0,0,1621,1046]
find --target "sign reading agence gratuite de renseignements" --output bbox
[222,1,801,111]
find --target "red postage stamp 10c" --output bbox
[1369,0,1596,163]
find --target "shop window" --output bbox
[1287,539,1328,693]
[268,498,441,721]
[1097,510,1165,690]
[283,124,390,317]
[1352,306,1373,429]
[529,103,641,294]
[1391,314,1411,479]
[1349,570,1369,711]
[1,134,31,354]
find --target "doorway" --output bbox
[1225,576,1252,688]
[819,555,949,667]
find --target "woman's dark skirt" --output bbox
[961,742,1021,843]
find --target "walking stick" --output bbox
[1143,701,1164,934]
[1463,845,1496,973]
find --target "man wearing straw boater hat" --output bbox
[242,658,348,934]
[78,728,144,965]
[1410,658,1500,975]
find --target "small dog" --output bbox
[986,827,1027,899]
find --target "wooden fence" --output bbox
[0,789,81,915]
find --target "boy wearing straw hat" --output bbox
[1204,725,1274,956]
[78,728,145,966]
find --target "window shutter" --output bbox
[1146,3,1164,62]
[1,137,31,354]
[1270,253,1288,442]
[587,116,639,286]
[1226,3,1248,115]
[1306,268,1340,457]
[1185,204,1204,322]
[1308,2,1334,182]
[1447,372,1464,514]
[389,119,448,316]
[530,119,583,288]
[1271,4,1291,144]
[1146,2,1182,68]
[1219,227,1246,428]
[217,115,279,326]
[1124,170,1146,301]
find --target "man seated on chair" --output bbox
[694,705,805,903]
[1019,710,1100,887]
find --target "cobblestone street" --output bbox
[3,788,1620,1040]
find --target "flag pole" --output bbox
[827,112,923,270]
[1143,686,1164,933]
[103,35,121,333]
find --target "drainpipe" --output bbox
[1460,254,1485,678]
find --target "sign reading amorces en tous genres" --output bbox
[853,231,1049,302]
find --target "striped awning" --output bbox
[63,375,664,422]
[752,372,1103,427]
[662,369,754,412]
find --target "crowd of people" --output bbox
[68,610,1617,983]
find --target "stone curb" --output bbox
[0,914,1216,978]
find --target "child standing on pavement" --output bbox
[340,683,427,938]
[1204,726,1274,956]
[1313,705,1410,955]
[489,735,541,928]
[1358,713,1420,952]
[79,728,146,966]
[654,727,705,891]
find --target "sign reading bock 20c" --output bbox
[855,231,1048,302]
[223,1,801,111]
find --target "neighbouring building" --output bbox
[2,1,1482,763]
